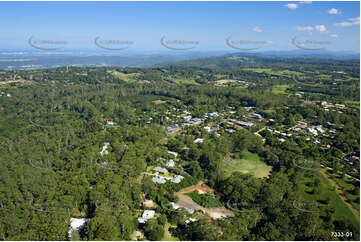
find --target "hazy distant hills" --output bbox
[0,49,358,70]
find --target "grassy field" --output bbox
[172,78,199,85]
[242,68,303,77]
[272,84,291,94]
[223,151,272,178]
[216,79,238,84]
[109,71,141,82]
[331,174,360,211]
[296,171,360,233]
[152,100,166,105]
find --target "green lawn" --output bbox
[242,68,303,77]
[223,151,272,178]
[296,171,360,233]
[109,71,141,82]
[172,78,199,85]
[272,84,291,95]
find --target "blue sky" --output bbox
[0,1,359,52]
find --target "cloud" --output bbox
[299,1,312,4]
[284,3,299,9]
[330,34,338,38]
[296,26,313,31]
[328,8,340,15]
[315,25,327,32]
[349,17,360,24]
[296,25,327,33]
[251,26,263,33]
[334,16,360,27]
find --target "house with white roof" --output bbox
[68,218,90,237]
[168,151,178,157]
[152,176,166,184]
[100,142,110,156]
[153,167,168,173]
[138,210,155,224]
[194,138,204,144]
[166,160,175,168]
[171,175,184,184]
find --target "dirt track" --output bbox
[174,181,234,219]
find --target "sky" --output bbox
[0,1,359,53]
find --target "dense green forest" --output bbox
[0,54,359,241]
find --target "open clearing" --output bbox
[242,68,303,77]
[174,181,234,219]
[152,100,166,105]
[272,84,291,95]
[297,170,360,233]
[223,151,272,178]
[172,78,199,85]
[109,71,141,82]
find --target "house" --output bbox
[107,120,116,125]
[209,112,219,117]
[194,138,204,144]
[152,176,166,184]
[250,113,262,119]
[143,199,154,208]
[138,218,147,224]
[100,142,110,156]
[316,125,325,133]
[183,115,192,121]
[166,160,175,168]
[167,125,179,131]
[153,167,168,173]
[168,151,178,157]
[204,126,212,132]
[170,202,180,210]
[171,175,184,184]
[68,218,90,237]
[235,120,254,127]
[306,128,318,136]
[185,218,198,224]
[187,209,195,214]
[142,210,155,219]
[138,210,156,224]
